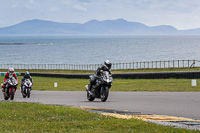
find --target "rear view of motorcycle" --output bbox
[86,71,113,102]
[2,77,18,100]
[21,79,32,98]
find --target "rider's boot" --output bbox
[4,88,8,97]
[21,86,25,96]
[88,84,91,91]
[87,83,93,95]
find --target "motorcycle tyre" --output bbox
[101,86,109,102]
[22,92,26,98]
[22,89,26,98]
[27,88,30,98]
[10,89,15,100]
[4,93,9,100]
[87,91,95,101]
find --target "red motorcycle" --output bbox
[3,77,18,100]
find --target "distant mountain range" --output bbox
[0,19,200,35]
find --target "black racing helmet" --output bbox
[25,71,30,78]
[104,60,112,69]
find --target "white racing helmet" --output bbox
[104,60,112,69]
[8,68,14,75]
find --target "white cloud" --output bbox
[61,0,71,6]
[29,0,35,4]
[73,4,87,11]
[11,3,18,8]
[49,7,60,12]
[24,0,36,9]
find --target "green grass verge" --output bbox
[1,76,199,91]
[1,67,200,74]
[113,78,200,91]
[0,102,198,133]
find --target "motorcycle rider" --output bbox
[87,60,112,92]
[2,68,18,92]
[20,71,33,94]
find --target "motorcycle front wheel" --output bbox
[87,91,95,101]
[27,88,30,98]
[10,89,15,100]
[101,86,109,102]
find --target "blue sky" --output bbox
[0,0,200,30]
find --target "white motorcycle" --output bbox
[21,79,32,98]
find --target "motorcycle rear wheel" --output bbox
[87,91,95,101]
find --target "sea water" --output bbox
[0,35,200,64]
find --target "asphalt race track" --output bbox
[1,91,200,120]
